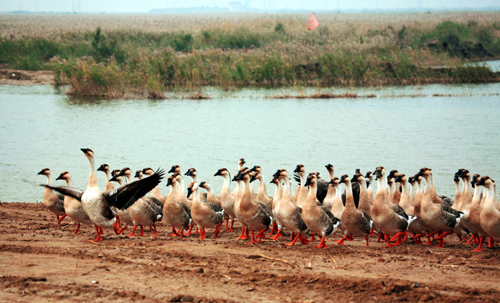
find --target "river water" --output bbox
[1,82,500,202]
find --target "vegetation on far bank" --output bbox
[0,13,499,98]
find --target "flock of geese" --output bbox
[38,148,500,251]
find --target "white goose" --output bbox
[42,149,164,241]
[56,171,92,234]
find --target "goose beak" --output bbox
[37,170,44,175]
[273,170,281,178]
[166,178,172,187]
[109,175,118,182]
[185,169,192,176]
[350,176,357,183]
[56,175,63,181]
[477,178,486,186]
[214,170,221,177]
[395,175,402,183]
[293,166,300,173]
[249,175,256,183]
[168,166,176,173]
[186,187,193,198]
[375,170,382,180]
[304,178,311,187]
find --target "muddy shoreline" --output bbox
[0,202,498,302]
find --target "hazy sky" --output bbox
[2,0,500,13]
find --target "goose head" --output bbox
[350,173,365,185]
[315,172,322,179]
[250,165,262,174]
[453,172,460,183]
[135,170,143,179]
[460,169,471,180]
[81,148,94,161]
[273,169,288,180]
[325,164,334,174]
[166,173,179,187]
[408,176,415,185]
[338,174,350,185]
[293,164,305,177]
[142,167,154,176]
[395,174,407,185]
[185,168,197,177]
[249,172,259,183]
[97,164,110,173]
[238,158,246,169]
[38,168,51,176]
[270,177,279,185]
[328,177,340,187]
[168,165,180,174]
[355,168,361,174]
[199,181,208,190]
[471,174,481,188]
[387,169,399,181]
[374,166,386,180]
[111,169,121,177]
[304,173,317,187]
[365,171,373,181]
[109,174,124,183]
[214,168,230,178]
[477,176,492,188]
[118,167,133,180]
[416,167,431,179]
[56,171,71,181]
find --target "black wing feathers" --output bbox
[105,168,165,210]
[40,184,84,201]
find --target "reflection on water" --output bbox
[1,83,500,202]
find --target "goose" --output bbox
[42,149,164,241]
[250,165,273,214]
[408,176,416,207]
[135,169,143,180]
[351,173,371,217]
[200,181,230,226]
[142,167,167,204]
[231,158,246,198]
[322,164,336,209]
[191,182,224,241]
[456,169,477,240]
[416,167,464,247]
[387,170,401,204]
[478,176,500,244]
[395,174,427,244]
[185,168,209,200]
[269,176,284,239]
[214,168,237,232]
[335,174,371,246]
[174,172,192,209]
[163,173,192,239]
[365,171,374,205]
[97,164,115,192]
[412,173,436,245]
[234,169,271,245]
[329,177,344,220]
[469,174,489,251]
[115,167,163,237]
[38,168,67,224]
[109,174,133,232]
[302,174,340,248]
[274,169,309,246]
[371,167,415,248]
[452,169,464,211]
[56,171,92,234]
[293,165,308,207]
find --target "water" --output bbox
[1,83,500,202]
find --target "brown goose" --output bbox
[191,182,224,241]
[269,176,284,239]
[395,174,426,244]
[294,164,308,207]
[56,171,92,234]
[234,169,271,245]
[387,170,401,204]
[42,149,164,241]
[214,168,237,232]
[163,173,191,238]
[322,164,336,209]
[97,164,115,192]
[371,167,415,248]
[469,174,489,251]
[274,169,309,246]
[143,167,167,204]
[336,174,371,246]
[250,165,273,214]
[38,168,66,224]
[457,169,477,241]
[302,174,340,248]
[416,167,463,247]
[478,177,500,243]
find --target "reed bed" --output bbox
[1,12,499,98]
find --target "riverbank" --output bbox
[1,202,499,302]
[2,12,500,98]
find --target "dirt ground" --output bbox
[1,202,499,302]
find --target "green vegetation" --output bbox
[0,13,499,98]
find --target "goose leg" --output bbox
[310,232,316,241]
[335,234,349,246]
[199,227,207,241]
[127,225,138,237]
[298,234,309,245]
[214,224,222,239]
[488,237,495,248]
[317,236,327,248]
[376,232,384,242]
[57,214,67,224]
[224,218,229,228]
[184,224,194,236]
[255,227,269,242]
[269,221,278,236]
[91,225,102,242]
[290,232,295,241]
[138,225,144,236]
[270,229,282,240]
[73,223,81,235]
[117,224,127,234]
[98,227,104,235]
[228,219,235,232]
[151,224,158,237]
[179,228,184,239]
[285,233,301,246]
[170,226,180,237]
[436,230,454,240]
[248,230,259,245]
[237,227,249,240]
[472,236,486,252]
[365,235,369,247]
[466,234,475,245]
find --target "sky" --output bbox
[1,0,500,13]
